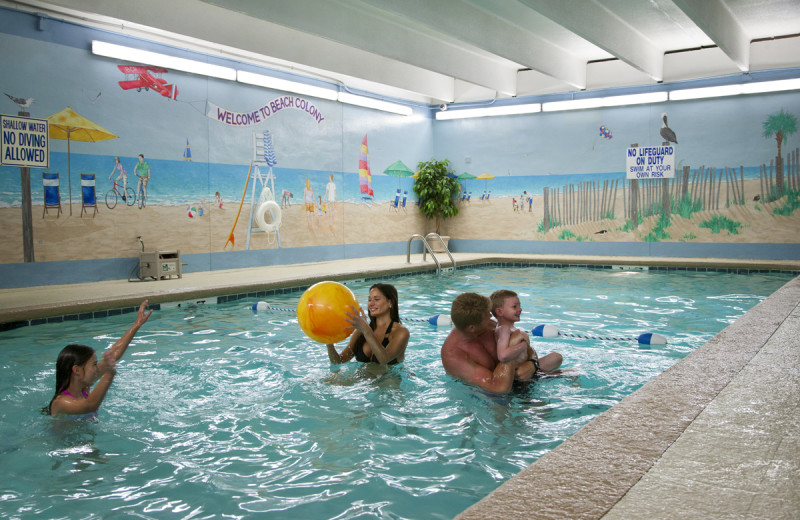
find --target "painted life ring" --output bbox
[255,200,282,232]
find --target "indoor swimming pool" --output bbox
[0,265,794,519]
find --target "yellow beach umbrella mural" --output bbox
[45,107,118,215]
[476,172,495,195]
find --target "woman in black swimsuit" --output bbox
[326,283,409,365]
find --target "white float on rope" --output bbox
[531,324,667,345]
[250,303,666,343]
[251,301,452,326]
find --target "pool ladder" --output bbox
[407,233,456,275]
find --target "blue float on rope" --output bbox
[251,302,667,343]
[531,324,667,345]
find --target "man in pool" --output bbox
[441,292,559,393]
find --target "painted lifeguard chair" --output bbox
[42,172,62,217]
[246,130,281,249]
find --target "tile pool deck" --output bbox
[1,253,798,519]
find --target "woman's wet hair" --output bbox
[45,344,94,415]
[352,283,401,353]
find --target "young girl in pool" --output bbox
[326,283,410,365]
[47,300,152,416]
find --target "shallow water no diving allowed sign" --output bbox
[1,114,49,169]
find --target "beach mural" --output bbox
[0,8,798,274]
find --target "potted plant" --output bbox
[413,158,461,250]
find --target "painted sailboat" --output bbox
[183,138,192,161]
[358,134,374,204]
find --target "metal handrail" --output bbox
[424,233,456,271]
[406,233,455,276]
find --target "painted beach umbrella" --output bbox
[45,107,118,215]
[457,172,476,193]
[476,172,495,193]
[383,159,415,189]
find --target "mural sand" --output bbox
[1,178,797,264]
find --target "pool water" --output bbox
[0,266,793,519]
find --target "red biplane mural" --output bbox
[117,65,178,100]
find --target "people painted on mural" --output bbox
[304,178,315,230]
[214,191,223,209]
[134,154,151,200]
[324,173,337,232]
[281,189,293,208]
[326,283,409,366]
[109,156,128,196]
[46,300,152,416]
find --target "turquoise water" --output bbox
[0,266,793,519]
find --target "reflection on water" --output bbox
[0,267,792,519]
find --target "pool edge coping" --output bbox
[2,254,798,329]
[455,273,800,520]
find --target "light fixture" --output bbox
[668,84,743,101]
[237,70,337,101]
[542,92,667,112]
[435,103,541,120]
[337,91,413,116]
[669,78,800,100]
[92,40,236,80]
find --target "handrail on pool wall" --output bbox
[406,233,456,275]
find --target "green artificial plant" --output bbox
[413,158,461,235]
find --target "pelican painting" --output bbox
[660,113,678,144]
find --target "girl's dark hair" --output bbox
[45,344,94,415]
[353,283,400,353]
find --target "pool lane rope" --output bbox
[251,302,667,345]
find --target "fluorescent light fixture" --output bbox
[436,103,541,120]
[92,40,236,81]
[337,91,413,116]
[742,78,800,94]
[668,84,743,101]
[669,79,800,100]
[237,70,337,100]
[542,92,667,112]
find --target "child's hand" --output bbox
[102,349,118,375]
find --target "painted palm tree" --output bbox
[762,109,797,197]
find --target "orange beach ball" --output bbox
[296,281,359,344]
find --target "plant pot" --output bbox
[430,235,450,252]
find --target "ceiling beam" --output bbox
[519,0,664,81]
[31,0,459,102]
[672,0,750,71]
[202,0,519,96]
[361,0,586,89]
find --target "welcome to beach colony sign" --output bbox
[207,96,325,126]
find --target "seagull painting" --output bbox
[660,113,678,144]
[4,93,35,109]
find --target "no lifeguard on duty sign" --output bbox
[1,114,49,169]
[626,145,675,180]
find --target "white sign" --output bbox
[1,115,49,168]
[626,145,675,179]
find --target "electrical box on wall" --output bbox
[139,250,182,280]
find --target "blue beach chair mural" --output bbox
[42,172,62,217]
[391,188,401,210]
[80,173,98,217]
[401,191,408,211]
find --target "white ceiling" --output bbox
[14,0,800,105]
